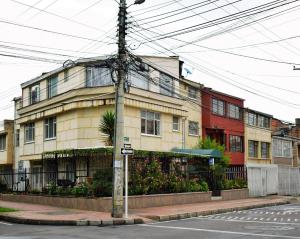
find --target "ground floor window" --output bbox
[0,134,6,150]
[141,110,160,136]
[188,121,199,136]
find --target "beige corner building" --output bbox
[244,109,272,165]
[0,120,14,174]
[14,56,202,176]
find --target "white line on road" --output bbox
[0,221,12,226]
[140,224,300,239]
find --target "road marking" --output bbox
[0,221,13,226]
[194,217,300,225]
[140,224,300,239]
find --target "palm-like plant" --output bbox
[99,111,115,146]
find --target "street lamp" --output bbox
[134,0,145,4]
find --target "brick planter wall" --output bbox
[0,191,212,212]
[221,188,249,200]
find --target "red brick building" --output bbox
[201,87,245,166]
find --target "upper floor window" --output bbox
[25,123,35,143]
[258,115,270,128]
[16,129,20,147]
[160,73,174,97]
[0,134,6,151]
[173,116,180,131]
[228,104,241,119]
[212,98,225,116]
[141,110,160,136]
[29,84,40,104]
[188,87,197,99]
[230,135,243,152]
[48,76,58,98]
[128,67,149,90]
[248,140,258,158]
[261,142,270,159]
[273,139,292,158]
[188,121,199,136]
[45,117,56,140]
[247,112,257,126]
[86,67,113,87]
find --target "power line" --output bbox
[27,0,59,20]
[72,0,104,17]
[0,18,113,44]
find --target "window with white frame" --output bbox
[45,117,56,140]
[188,87,197,99]
[228,104,241,119]
[160,73,174,96]
[173,116,180,131]
[86,67,113,87]
[141,110,160,136]
[261,142,270,159]
[248,140,258,158]
[230,135,243,152]
[212,98,225,116]
[29,84,40,104]
[188,121,199,136]
[247,112,257,126]
[48,76,58,98]
[0,134,6,150]
[24,123,35,143]
[273,138,292,158]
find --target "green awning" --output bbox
[171,148,222,158]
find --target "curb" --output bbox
[144,200,290,222]
[0,214,145,226]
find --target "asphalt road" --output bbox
[0,204,300,239]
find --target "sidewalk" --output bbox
[0,196,293,226]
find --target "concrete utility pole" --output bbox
[112,0,145,218]
[112,0,127,218]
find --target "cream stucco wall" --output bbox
[245,125,272,165]
[0,120,14,166]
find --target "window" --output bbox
[0,134,6,150]
[29,84,40,104]
[188,121,199,136]
[188,87,197,99]
[272,138,292,158]
[228,104,241,119]
[212,98,225,116]
[128,68,149,90]
[261,142,270,159]
[86,67,113,87]
[24,123,35,143]
[248,140,258,158]
[45,117,56,140]
[229,135,243,152]
[160,73,174,96]
[48,76,58,98]
[16,129,20,147]
[258,115,270,128]
[173,116,180,131]
[247,112,257,126]
[141,111,160,136]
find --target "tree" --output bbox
[99,111,115,146]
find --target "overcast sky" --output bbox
[0,0,299,123]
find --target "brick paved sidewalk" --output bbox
[0,196,292,226]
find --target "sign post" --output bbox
[121,144,134,219]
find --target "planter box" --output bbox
[221,188,249,201]
[0,191,212,212]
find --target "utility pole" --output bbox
[112,0,145,218]
[112,0,127,218]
